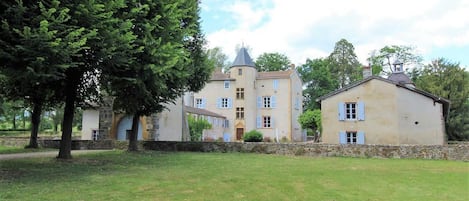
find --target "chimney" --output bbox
[363,65,372,78]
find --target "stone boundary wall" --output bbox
[28,140,469,161]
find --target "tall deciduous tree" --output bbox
[328,39,362,88]
[414,58,469,141]
[103,0,212,151]
[297,58,338,110]
[255,52,291,72]
[0,0,87,149]
[207,47,229,72]
[368,45,423,75]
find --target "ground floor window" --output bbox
[346,131,357,144]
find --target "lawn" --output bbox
[1,151,468,201]
[0,145,56,154]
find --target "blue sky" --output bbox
[200,0,469,68]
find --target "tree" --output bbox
[368,45,423,75]
[187,115,212,141]
[414,58,469,140]
[298,109,322,142]
[297,58,338,110]
[103,0,212,151]
[328,39,362,88]
[206,47,229,72]
[255,52,291,72]
[0,0,87,149]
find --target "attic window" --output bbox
[238,69,242,75]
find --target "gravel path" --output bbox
[0,150,112,160]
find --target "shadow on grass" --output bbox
[0,151,178,184]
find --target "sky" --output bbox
[200,0,469,68]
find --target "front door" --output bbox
[236,128,244,140]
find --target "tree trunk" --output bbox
[58,70,79,159]
[128,113,140,152]
[26,102,42,149]
[12,113,16,129]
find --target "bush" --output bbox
[243,130,263,142]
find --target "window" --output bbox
[238,69,242,75]
[221,98,229,108]
[339,131,365,144]
[217,98,232,108]
[236,107,244,119]
[236,88,244,99]
[338,102,365,121]
[273,79,278,90]
[263,96,271,108]
[195,98,205,109]
[346,131,357,144]
[224,81,230,89]
[263,116,272,128]
[346,103,357,120]
[294,97,300,110]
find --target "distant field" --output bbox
[1,151,468,201]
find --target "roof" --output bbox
[257,70,292,80]
[184,106,226,118]
[231,47,256,68]
[209,71,235,81]
[316,76,450,117]
[388,72,414,85]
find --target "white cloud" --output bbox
[203,0,469,66]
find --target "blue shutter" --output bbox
[357,131,365,144]
[257,96,262,108]
[271,96,276,108]
[338,102,345,121]
[270,117,274,128]
[339,131,346,144]
[357,101,365,121]
[201,98,206,109]
[256,116,261,128]
[217,98,221,108]
[223,133,231,142]
[273,80,279,90]
[227,98,232,108]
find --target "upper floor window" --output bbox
[273,80,278,90]
[224,81,230,89]
[217,98,232,108]
[263,96,271,108]
[238,69,242,75]
[257,96,276,108]
[236,88,244,99]
[346,103,357,120]
[338,102,365,121]
[195,98,205,109]
[236,107,244,119]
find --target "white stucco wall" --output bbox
[81,109,99,140]
[157,99,184,141]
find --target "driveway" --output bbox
[0,150,112,160]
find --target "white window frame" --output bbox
[263,96,271,108]
[346,131,357,144]
[195,98,203,108]
[221,98,229,108]
[345,102,357,120]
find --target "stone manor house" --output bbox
[81,47,305,142]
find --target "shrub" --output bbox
[243,130,263,142]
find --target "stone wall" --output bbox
[30,140,469,161]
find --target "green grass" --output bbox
[1,151,468,201]
[0,145,56,154]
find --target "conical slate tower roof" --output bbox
[231,47,255,68]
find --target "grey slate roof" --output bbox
[388,72,414,85]
[231,47,256,68]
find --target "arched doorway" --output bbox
[116,116,143,140]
